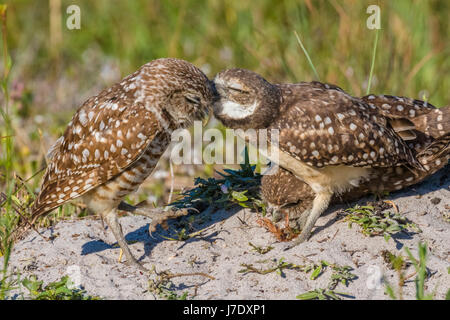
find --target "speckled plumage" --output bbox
[213,68,449,246]
[32,58,215,269]
[261,98,450,225]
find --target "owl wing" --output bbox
[32,80,171,218]
[271,84,422,169]
[361,94,449,147]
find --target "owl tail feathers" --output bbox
[26,199,53,230]
[30,200,52,224]
[9,193,57,241]
[29,185,66,227]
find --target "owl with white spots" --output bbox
[213,68,449,247]
[32,58,216,270]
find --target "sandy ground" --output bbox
[3,166,449,300]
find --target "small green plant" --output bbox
[296,288,351,300]
[403,243,435,300]
[239,258,322,277]
[382,249,411,299]
[328,264,358,290]
[344,205,421,241]
[296,261,357,300]
[148,279,189,300]
[383,242,441,300]
[148,266,214,300]
[21,275,100,300]
[171,148,264,213]
[248,242,273,255]
[238,257,357,295]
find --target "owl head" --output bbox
[141,58,217,128]
[213,68,281,129]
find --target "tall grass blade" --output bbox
[294,30,320,81]
[366,28,379,94]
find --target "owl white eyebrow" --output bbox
[219,100,258,119]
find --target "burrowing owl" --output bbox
[32,58,216,270]
[213,68,449,247]
[262,96,450,227]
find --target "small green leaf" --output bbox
[310,264,322,280]
[385,284,397,300]
[296,291,319,300]
[231,190,248,202]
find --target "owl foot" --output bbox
[282,232,310,251]
[268,207,283,223]
[103,208,148,271]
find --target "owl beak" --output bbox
[210,80,219,98]
[202,111,211,127]
[204,80,220,127]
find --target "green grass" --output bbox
[21,275,100,300]
[148,265,214,300]
[344,204,421,241]
[366,28,380,94]
[293,30,320,81]
[383,242,442,300]
[238,257,357,300]
[0,3,18,299]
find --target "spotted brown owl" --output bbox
[213,68,449,248]
[262,97,450,228]
[32,58,216,270]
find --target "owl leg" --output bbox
[284,192,333,249]
[103,208,147,271]
[296,208,311,229]
[277,202,312,229]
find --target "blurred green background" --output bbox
[0,0,449,219]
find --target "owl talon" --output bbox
[271,208,283,223]
[282,233,309,251]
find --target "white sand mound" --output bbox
[4,167,449,300]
